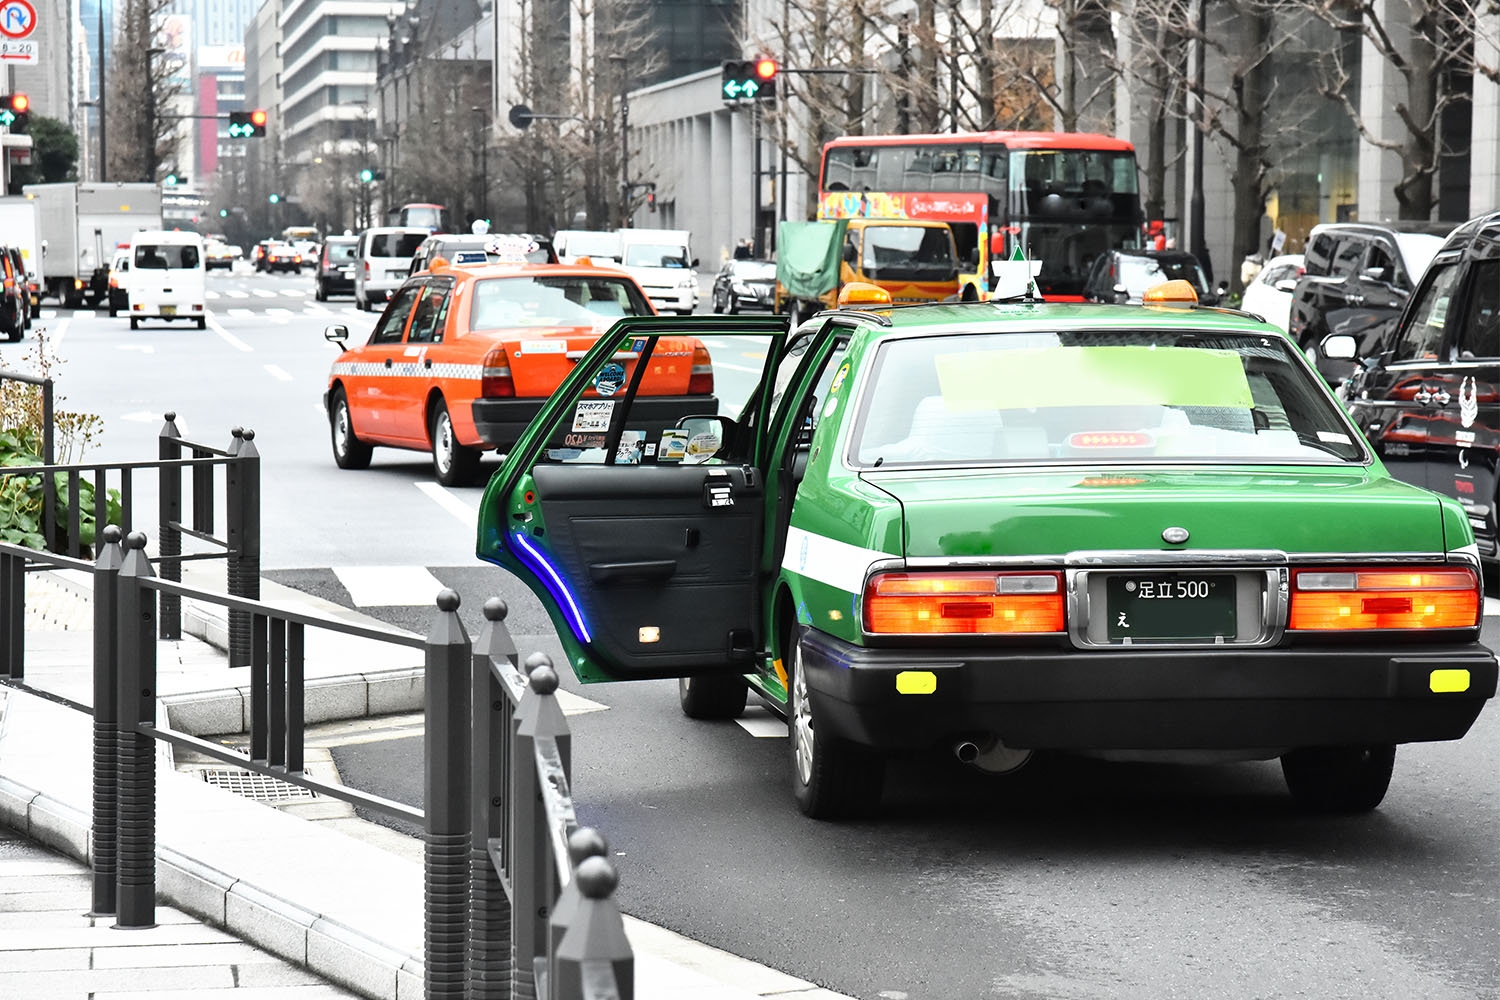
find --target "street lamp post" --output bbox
[142,47,165,183]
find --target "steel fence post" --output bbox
[426,589,471,1000]
[513,656,571,1000]
[90,526,124,916]
[114,531,157,929]
[547,827,609,994]
[225,428,260,667]
[553,857,633,1000]
[0,547,22,681]
[157,413,182,640]
[470,597,515,1000]
[41,376,55,548]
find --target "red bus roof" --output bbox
[823,131,1134,152]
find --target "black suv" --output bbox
[1289,221,1454,382]
[1081,248,1220,305]
[1338,212,1500,559]
[315,236,359,300]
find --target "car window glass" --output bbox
[1394,263,1461,362]
[852,330,1364,467]
[370,232,427,257]
[1306,234,1335,274]
[470,276,651,330]
[369,285,422,344]
[134,244,200,269]
[407,280,453,343]
[1330,238,1365,278]
[1453,260,1500,360]
[1364,244,1395,282]
[326,242,357,264]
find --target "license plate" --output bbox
[161,305,177,316]
[1106,574,1235,641]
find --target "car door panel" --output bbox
[353,284,423,443]
[529,463,764,677]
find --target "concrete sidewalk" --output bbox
[0,567,849,1000]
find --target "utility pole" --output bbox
[619,92,630,228]
[98,2,106,180]
[1188,0,1209,285]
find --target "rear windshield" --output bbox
[134,244,200,269]
[1116,255,1208,297]
[564,234,622,258]
[369,232,427,257]
[469,275,652,330]
[852,330,1365,468]
[325,242,358,263]
[623,243,690,268]
[731,261,777,280]
[860,226,957,282]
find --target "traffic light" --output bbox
[228,109,268,138]
[268,193,280,204]
[721,60,777,102]
[0,92,29,131]
[358,168,383,183]
[219,208,228,218]
[164,173,178,186]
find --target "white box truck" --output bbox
[0,196,43,306]
[22,182,163,307]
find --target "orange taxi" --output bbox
[322,257,716,485]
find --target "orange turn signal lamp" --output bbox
[1288,567,1480,630]
[1143,279,1198,305]
[837,282,892,308]
[864,572,1065,635]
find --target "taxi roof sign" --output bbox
[1143,279,1199,306]
[486,235,538,263]
[837,282,892,308]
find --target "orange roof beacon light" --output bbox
[1142,279,1198,306]
[837,282,892,308]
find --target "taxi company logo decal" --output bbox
[1460,377,1478,429]
[595,362,626,397]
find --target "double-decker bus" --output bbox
[819,131,1144,299]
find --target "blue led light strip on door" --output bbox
[510,533,593,643]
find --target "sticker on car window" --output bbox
[830,362,850,394]
[658,429,688,461]
[595,362,627,397]
[573,400,615,432]
[615,430,645,465]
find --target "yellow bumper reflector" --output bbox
[1429,669,1471,693]
[895,670,937,695]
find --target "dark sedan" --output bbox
[315,237,359,300]
[711,259,777,313]
[1083,249,1220,305]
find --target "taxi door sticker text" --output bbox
[521,339,567,355]
[572,400,615,433]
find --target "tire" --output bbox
[678,674,748,720]
[711,289,723,314]
[329,387,373,470]
[108,304,118,317]
[430,399,482,486]
[788,631,884,819]
[1282,745,1396,813]
[315,280,327,302]
[196,316,207,330]
[726,295,740,315]
[129,317,139,330]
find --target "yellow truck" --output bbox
[775,218,960,319]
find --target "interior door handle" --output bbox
[589,560,677,585]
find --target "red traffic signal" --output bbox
[10,93,29,113]
[754,59,778,81]
[249,108,267,127]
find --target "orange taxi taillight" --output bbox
[1288,567,1480,631]
[481,347,514,398]
[687,344,714,395]
[863,571,1065,635]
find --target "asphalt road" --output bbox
[9,266,1500,999]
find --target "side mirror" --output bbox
[1112,283,1129,304]
[1362,265,1391,284]
[674,414,729,463]
[1215,280,1229,296]
[324,324,349,346]
[1321,333,1357,360]
[691,257,700,268]
[1274,279,1296,293]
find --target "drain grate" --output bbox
[200,769,318,802]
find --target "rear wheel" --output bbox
[678,674,748,720]
[315,280,327,301]
[196,316,207,330]
[329,387,373,469]
[1282,745,1395,813]
[128,317,139,330]
[789,632,884,819]
[430,399,482,486]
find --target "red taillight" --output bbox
[1289,567,1480,630]
[481,347,514,398]
[687,344,714,394]
[364,261,371,276]
[863,571,1065,635]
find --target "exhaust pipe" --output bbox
[954,741,980,764]
[954,736,1034,774]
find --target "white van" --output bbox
[554,229,622,265]
[127,230,207,329]
[617,228,698,314]
[354,226,429,311]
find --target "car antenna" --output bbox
[988,246,1044,304]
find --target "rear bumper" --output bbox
[319,272,356,292]
[471,394,719,450]
[798,628,1497,752]
[645,287,697,312]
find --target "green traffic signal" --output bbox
[219,209,228,218]
[268,193,280,204]
[359,168,374,183]
[164,174,178,186]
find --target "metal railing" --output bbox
[0,525,633,999]
[0,368,57,541]
[0,411,261,667]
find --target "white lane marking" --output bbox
[266,308,292,324]
[227,308,254,318]
[332,565,448,607]
[303,303,331,315]
[253,289,278,299]
[782,525,892,595]
[414,481,478,530]
[556,689,610,715]
[205,313,253,352]
[206,290,221,299]
[1486,597,1500,617]
[264,364,293,382]
[46,316,69,349]
[343,307,363,317]
[281,288,306,297]
[118,344,155,353]
[702,339,729,349]
[40,309,58,319]
[734,705,787,738]
[227,289,250,299]
[713,360,762,374]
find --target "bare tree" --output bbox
[105,0,183,182]
[1307,0,1484,219]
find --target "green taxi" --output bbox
[476,287,1496,818]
